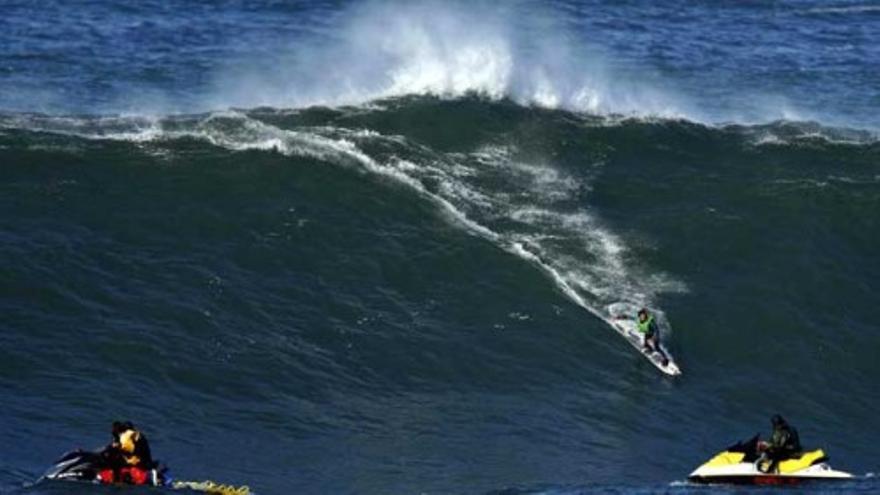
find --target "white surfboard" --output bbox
[605,302,681,376]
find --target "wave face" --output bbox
[2,100,880,494]
[2,0,880,127]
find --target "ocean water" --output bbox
[1,1,879,494]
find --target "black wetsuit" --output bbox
[764,423,801,473]
[639,315,669,365]
[645,318,659,340]
[127,433,154,468]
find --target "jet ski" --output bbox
[41,449,168,486]
[41,449,250,494]
[688,435,853,485]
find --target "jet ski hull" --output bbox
[689,440,853,485]
[689,464,854,485]
[41,449,166,486]
[690,475,849,485]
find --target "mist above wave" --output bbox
[209,0,692,119]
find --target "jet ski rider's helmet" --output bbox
[771,414,786,427]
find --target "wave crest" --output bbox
[212,0,690,119]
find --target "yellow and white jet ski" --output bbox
[688,435,852,485]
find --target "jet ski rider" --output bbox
[757,414,802,473]
[98,421,156,484]
[637,308,669,367]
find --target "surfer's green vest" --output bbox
[637,315,654,334]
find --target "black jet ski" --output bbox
[688,435,853,485]
[41,449,168,486]
[41,449,250,494]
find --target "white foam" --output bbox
[471,145,585,202]
[751,128,879,147]
[209,0,693,119]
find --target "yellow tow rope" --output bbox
[172,480,251,495]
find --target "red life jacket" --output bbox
[97,466,151,485]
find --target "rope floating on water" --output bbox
[172,480,251,495]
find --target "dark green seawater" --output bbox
[1,98,878,494]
